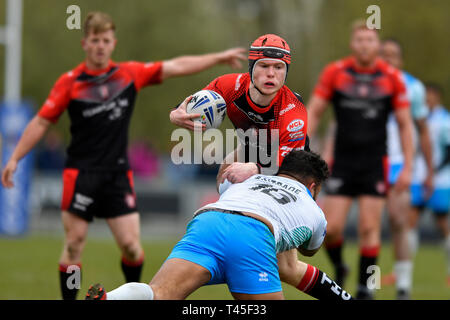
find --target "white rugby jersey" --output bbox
[387,71,429,165]
[412,105,450,187]
[199,175,327,253]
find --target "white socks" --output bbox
[394,260,413,292]
[106,282,154,300]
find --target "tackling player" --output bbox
[85,151,352,300]
[307,20,415,299]
[380,38,434,299]
[408,84,450,286]
[0,12,246,300]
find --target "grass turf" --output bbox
[0,234,448,300]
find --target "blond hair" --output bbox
[83,12,115,37]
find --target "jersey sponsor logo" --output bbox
[258,272,269,282]
[125,193,136,208]
[247,111,264,122]
[45,99,55,108]
[375,181,386,194]
[280,145,303,157]
[279,103,296,115]
[82,98,129,119]
[288,131,304,142]
[286,119,304,132]
[73,193,94,212]
[325,177,343,193]
[357,84,370,98]
[99,85,109,100]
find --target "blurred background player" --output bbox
[408,83,450,286]
[380,38,434,300]
[0,11,246,300]
[86,151,353,300]
[306,20,415,299]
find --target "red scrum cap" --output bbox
[248,34,291,83]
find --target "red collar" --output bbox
[348,56,381,73]
[80,60,117,76]
[245,80,282,113]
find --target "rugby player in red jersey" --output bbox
[170,34,353,300]
[1,11,246,300]
[307,20,415,299]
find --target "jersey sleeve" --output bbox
[277,103,309,165]
[313,63,338,101]
[391,70,410,110]
[304,214,327,251]
[37,73,73,123]
[203,73,244,105]
[122,61,163,91]
[410,80,429,120]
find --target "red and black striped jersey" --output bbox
[38,60,163,170]
[203,73,308,167]
[313,56,409,157]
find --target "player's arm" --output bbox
[416,118,434,195]
[306,95,329,138]
[1,116,52,188]
[216,144,258,192]
[297,246,321,257]
[321,120,336,166]
[394,107,415,191]
[161,48,246,80]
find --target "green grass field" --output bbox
[0,235,448,300]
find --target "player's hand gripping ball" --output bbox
[186,90,227,129]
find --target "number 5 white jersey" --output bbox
[201,175,327,253]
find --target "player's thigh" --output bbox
[150,258,211,300]
[106,212,141,248]
[231,291,284,300]
[322,195,353,233]
[61,210,89,242]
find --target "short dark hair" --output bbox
[383,38,403,57]
[277,150,329,186]
[425,82,443,97]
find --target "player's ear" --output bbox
[307,181,320,200]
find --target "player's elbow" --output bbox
[297,246,319,257]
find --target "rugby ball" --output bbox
[186,90,227,129]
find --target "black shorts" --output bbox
[323,154,389,197]
[61,168,138,222]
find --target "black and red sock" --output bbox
[326,238,344,267]
[358,246,380,297]
[59,262,82,300]
[121,253,144,283]
[296,264,352,300]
